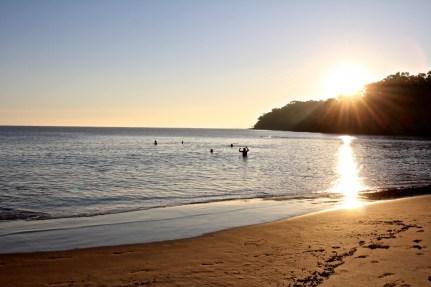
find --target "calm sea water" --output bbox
[1,126,430,221]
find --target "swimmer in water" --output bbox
[154,140,158,145]
[181,140,184,144]
[239,146,249,157]
[230,143,234,148]
[210,148,214,153]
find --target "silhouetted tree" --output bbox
[254,71,431,136]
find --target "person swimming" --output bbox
[239,146,249,157]
[210,148,214,153]
[230,143,234,148]
[154,140,158,145]
[181,140,184,144]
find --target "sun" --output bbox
[323,63,372,99]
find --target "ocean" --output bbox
[1,126,430,222]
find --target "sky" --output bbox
[1,0,430,128]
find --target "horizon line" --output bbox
[0,124,254,130]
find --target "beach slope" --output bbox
[1,196,430,286]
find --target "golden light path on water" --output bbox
[332,135,368,208]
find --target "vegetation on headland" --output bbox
[254,71,431,136]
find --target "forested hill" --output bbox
[253,71,431,136]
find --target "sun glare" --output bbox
[332,135,367,208]
[323,63,372,99]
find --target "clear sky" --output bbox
[1,0,430,128]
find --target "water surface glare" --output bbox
[1,127,430,221]
[332,136,367,208]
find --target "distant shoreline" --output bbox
[253,127,431,139]
[254,72,431,137]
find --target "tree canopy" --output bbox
[254,71,431,136]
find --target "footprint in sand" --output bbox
[201,261,223,266]
[47,281,75,286]
[366,243,390,249]
[383,281,411,287]
[378,272,394,278]
[129,268,155,274]
[355,255,368,259]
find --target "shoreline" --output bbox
[3,184,430,222]
[0,196,339,254]
[1,186,431,254]
[1,195,429,286]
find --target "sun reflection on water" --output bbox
[332,135,367,208]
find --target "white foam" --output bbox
[0,198,335,253]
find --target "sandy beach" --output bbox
[1,195,430,287]
[2,1,431,286]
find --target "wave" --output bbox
[0,192,332,222]
[360,185,431,200]
[3,186,431,222]
[0,207,50,221]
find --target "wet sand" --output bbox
[0,196,430,287]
